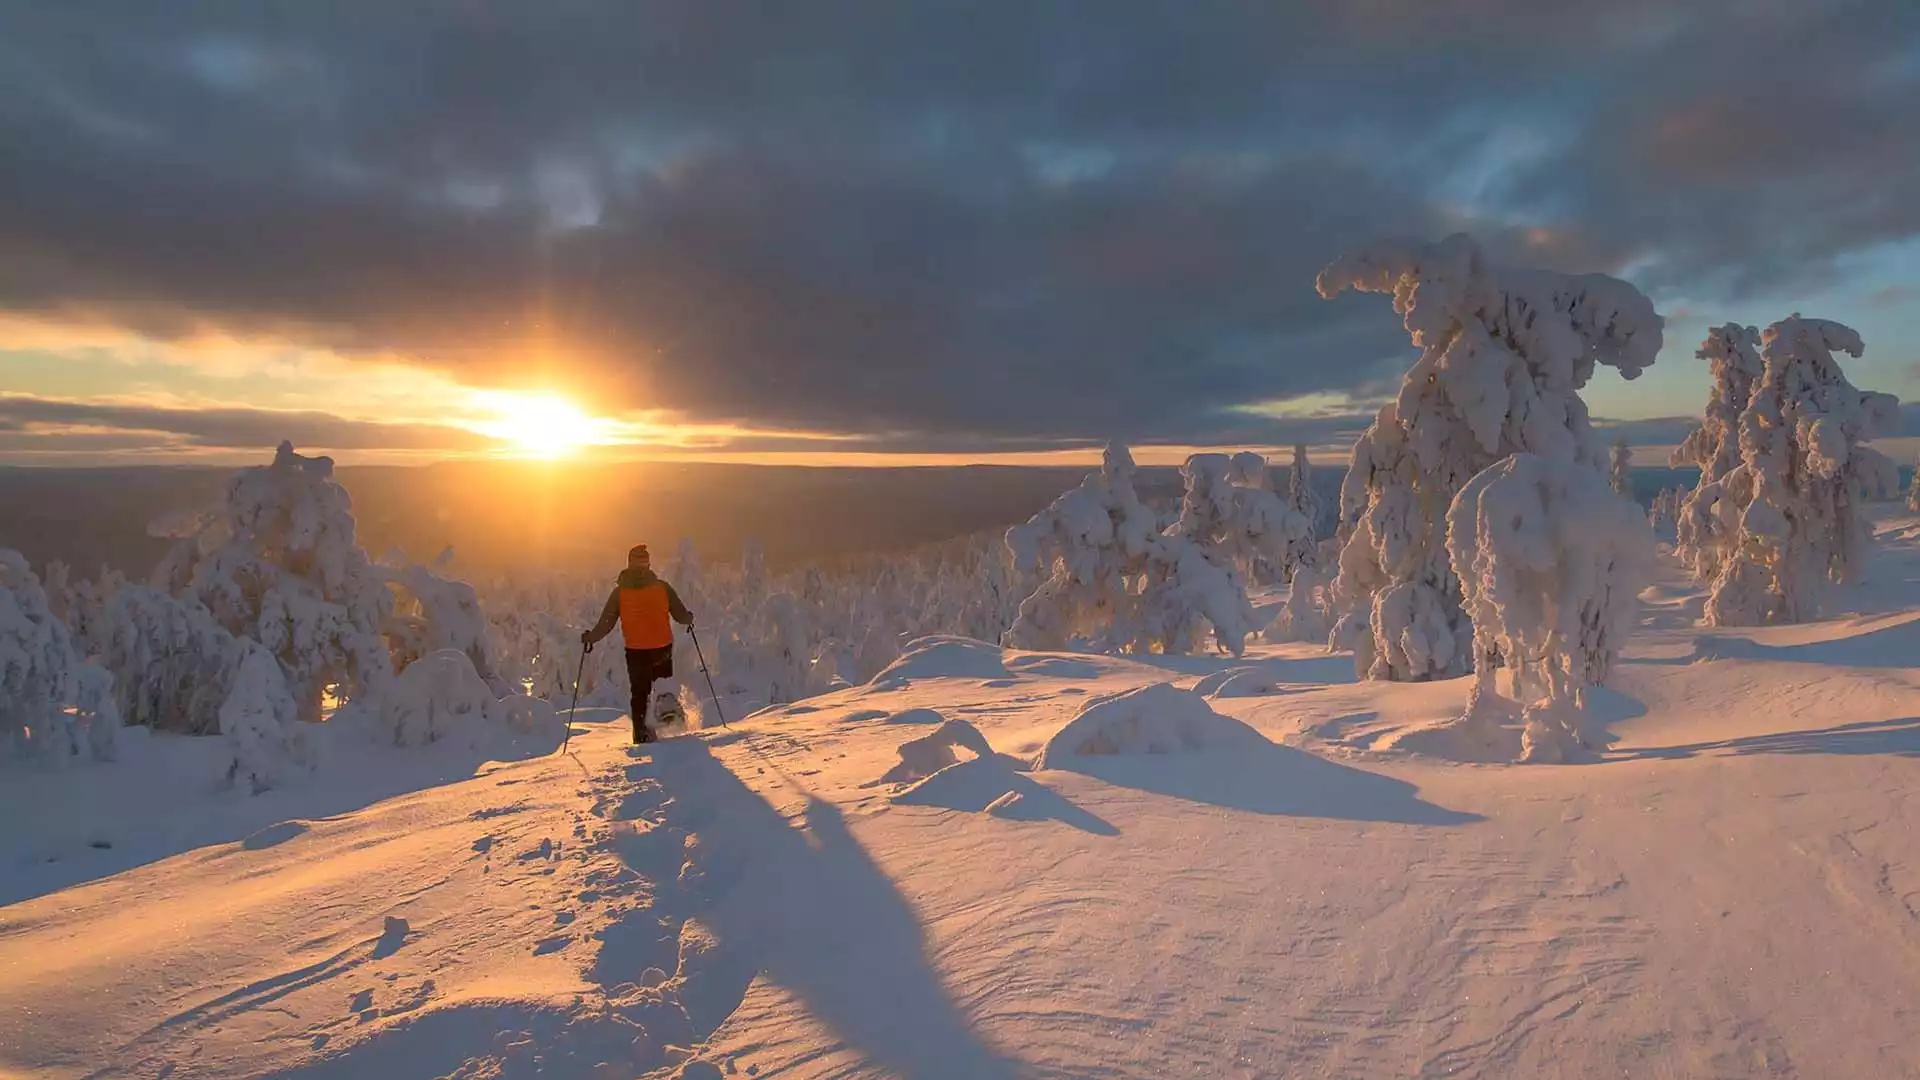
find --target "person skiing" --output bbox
[582,543,695,744]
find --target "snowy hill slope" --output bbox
[8,521,1920,1078]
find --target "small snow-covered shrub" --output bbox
[871,719,994,787]
[1703,316,1900,625]
[1446,453,1653,763]
[1264,561,1331,644]
[221,638,319,793]
[378,649,505,749]
[1034,682,1268,767]
[1315,234,1661,681]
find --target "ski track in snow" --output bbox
[11,518,1920,1076]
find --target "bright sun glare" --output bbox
[485,393,601,458]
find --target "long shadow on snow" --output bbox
[1626,613,1920,670]
[1128,649,1359,686]
[890,754,1120,836]
[1613,716,1920,761]
[632,738,1029,1078]
[0,709,614,908]
[1050,742,1480,826]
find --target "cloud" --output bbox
[0,395,496,453]
[0,1,1916,449]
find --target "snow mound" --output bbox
[496,693,558,735]
[376,649,506,749]
[870,636,1007,683]
[1191,667,1285,698]
[869,719,994,787]
[1036,682,1268,767]
[882,707,947,725]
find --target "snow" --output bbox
[12,514,1920,1077]
[1034,681,1268,765]
[1316,233,1662,682]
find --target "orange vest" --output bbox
[618,582,675,649]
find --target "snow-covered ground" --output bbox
[8,518,1920,1079]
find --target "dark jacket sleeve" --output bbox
[664,582,694,625]
[584,588,621,645]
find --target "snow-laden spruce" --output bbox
[1315,233,1662,681]
[1171,452,1313,591]
[1445,454,1653,763]
[1,549,121,762]
[154,442,395,724]
[1671,324,1765,580]
[1284,444,1321,571]
[1609,438,1632,498]
[1006,444,1260,657]
[101,585,243,735]
[1908,455,1920,513]
[220,637,318,793]
[1703,316,1900,626]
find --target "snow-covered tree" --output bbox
[383,554,506,696]
[1671,324,1764,579]
[220,638,318,792]
[101,585,242,735]
[1171,453,1311,590]
[1908,455,1920,513]
[375,648,508,749]
[156,442,395,724]
[1284,444,1321,572]
[1703,316,1900,625]
[1609,438,1633,498]
[1,549,121,762]
[1007,443,1260,657]
[1445,454,1652,763]
[1315,233,1662,681]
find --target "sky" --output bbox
[1,1,1917,466]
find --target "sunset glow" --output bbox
[472,392,607,458]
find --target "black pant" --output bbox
[624,646,674,743]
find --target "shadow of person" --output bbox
[647,738,1029,1079]
[1049,741,1481,825]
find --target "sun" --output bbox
[480,392,603,458]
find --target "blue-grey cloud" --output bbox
[0,1,1915,450]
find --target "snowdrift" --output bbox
[1035,682,1268,768]
[868,717,995,787]
[869,636,1008,684]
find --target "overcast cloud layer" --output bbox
[2,1,1917,452]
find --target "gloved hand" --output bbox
[579,630,593,647]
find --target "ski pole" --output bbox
[687,625,729,728]
[563,640,590,755]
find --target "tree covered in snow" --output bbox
[1315,233,1662,681]
[1171,452,1312,590]
[100,585,242,735]
[1703,316,1900,625]
[1609,438,1632,498]
[220,638,318,793]
[1,549,120,762]
[1671,324,1764,580]
[382,552,506,697]
[1006,443,1259,657]
[1445,454,1652,763]
[1908,455,1920,513]
[1285,444,1322,570]
[154,442,395,723]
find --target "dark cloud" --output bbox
[0,395,495,453]
[1,1,1916,449]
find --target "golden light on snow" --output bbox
[471,391,610,458]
